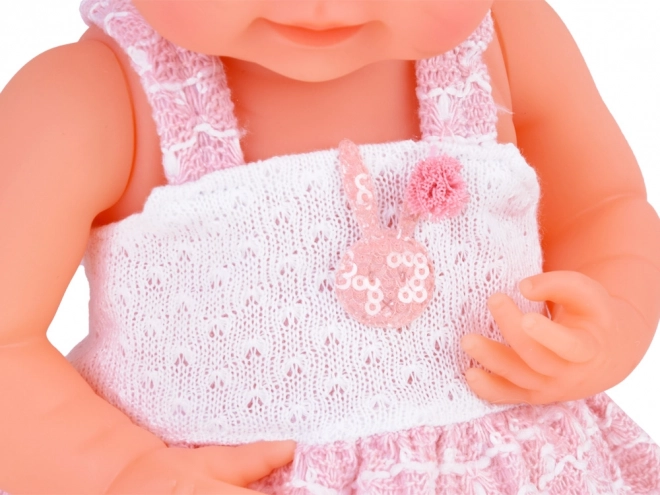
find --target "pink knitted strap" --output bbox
[81,0,245,185]
[416,13,498,142]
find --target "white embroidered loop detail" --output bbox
[355,174,374,208]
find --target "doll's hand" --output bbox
[106,441,295,494]
[461,271,620,405]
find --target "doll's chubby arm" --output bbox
[461,0,660,404]
[0,41,292,494]
[0,40,147,493]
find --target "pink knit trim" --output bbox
[251,393,660,494]
[416,14,498,143]
[81,0,244,185]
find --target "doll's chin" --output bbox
[261,63,364,83]
[236,53,384,83]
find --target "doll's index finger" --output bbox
[461,335,550,391]
[520,271,609,317]
[487,293,568,376]
[208,440,296,486]
[191,480,272,495]
[464,368,535,405]
[521,313,599,363]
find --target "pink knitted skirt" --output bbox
[251,393,660,494]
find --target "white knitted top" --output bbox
[69,1,545,447]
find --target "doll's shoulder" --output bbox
[491,0,647,242]
[0,39,133,218]
[491,0,605,126]
[78,26,166,226]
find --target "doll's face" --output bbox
[131,0,493,81]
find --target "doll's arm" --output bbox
[461,0,660,404]
[0,39,161,493]
[0,42,293,493]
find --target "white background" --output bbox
[1,1,659,441]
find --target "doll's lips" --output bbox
[265,20,364,47]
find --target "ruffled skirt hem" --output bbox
[251,393,660,494]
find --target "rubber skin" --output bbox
[1,0,659,493]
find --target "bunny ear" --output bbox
[338,140,381,237]
[398,202,419,239]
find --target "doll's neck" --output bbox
[222,57,420,163]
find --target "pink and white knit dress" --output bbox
[66,1,660,493]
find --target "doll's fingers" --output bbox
[488,293,567,376]
[461,335,551,391]
[205,441,295,486]
[464,368,536,405]
[521,312,599,363]
[181,479,265,495]
[520,271,610,319]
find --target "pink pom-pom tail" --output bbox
[405,154,469,222]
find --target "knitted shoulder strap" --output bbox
[416,13,498,143]
[81,0,245,185]
[81,0,496,184]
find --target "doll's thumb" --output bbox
[212,440,296,486]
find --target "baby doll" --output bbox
[1,0,660,494]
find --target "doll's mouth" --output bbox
[264,20,365,47]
